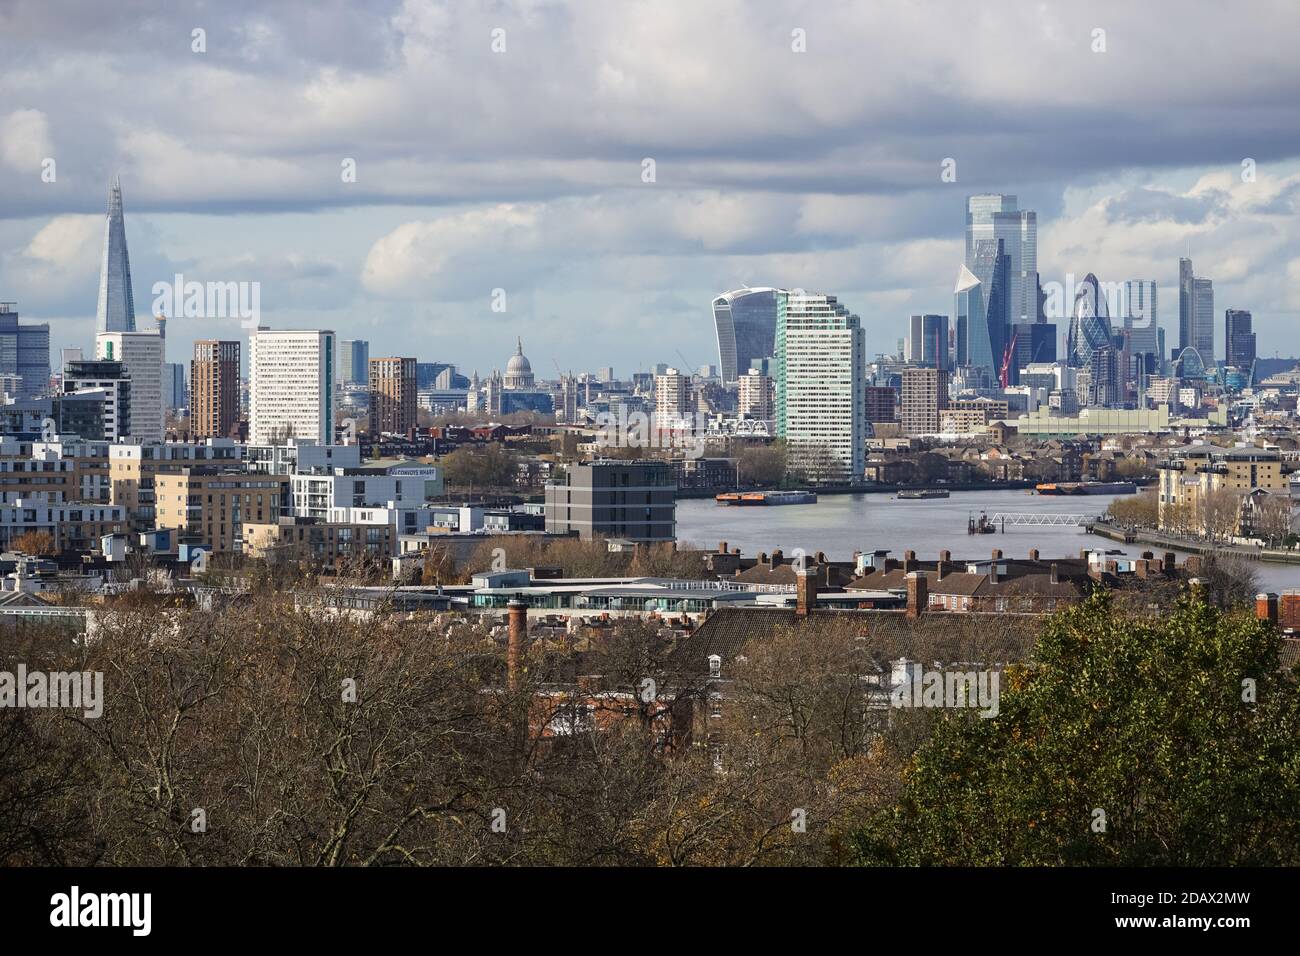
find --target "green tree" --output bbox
[854,592,1300,865]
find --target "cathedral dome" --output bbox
[504,337,535,388]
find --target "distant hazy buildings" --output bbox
[338,339,370,386]
[0,303,50,399]
[191,340,241,439]
[249,329,335,445]
[96,177,137,334]
[775,292,865,482]
[712,288,780,385]
[96,320,165,442]
[368,356,417,434]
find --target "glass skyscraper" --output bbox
[96,177,137,334]
[965,194,1038,325]
[1066,273,1113,369]
[712,288,780,385]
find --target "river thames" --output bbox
[676,489,1299,591]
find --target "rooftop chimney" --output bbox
[905,571,928,618]
[1256,592,1279,625]
[1028,548,1039,562]
[795,557,817,618]
[1049,563,1060,585]
[903,549,917,573]
[770,548,783,568]
[718,541,728,554]
[936,550,951,580]
[1164,551,1177,575]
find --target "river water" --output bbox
[676,489,1299,591]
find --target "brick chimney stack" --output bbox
[936,549,951,580]
[1049,563,1060,585]
[795,556,817,618]
[1028,548,1039,562]
[770,548,783,568]
[1256,592,1279,625]
[905,571,928,618]
[903,549,917,573]
[989,549,1002,584]
[507,598,528,691]
[1164,551,1177,575]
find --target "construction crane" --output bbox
[999,329,1019,388]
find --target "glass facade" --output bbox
[712,288,779,385]
[96,177,137,334]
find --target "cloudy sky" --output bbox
[2,0,1299,379]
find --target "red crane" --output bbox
[999,329,1018,388]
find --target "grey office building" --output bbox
[1225,309,1256,369]
[907,314,950,369]
[544,460,677,542]
[0,303,51,399]
[338,339,370,387]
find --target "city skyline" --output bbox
[1,1,1299,375]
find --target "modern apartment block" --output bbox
[249,328,335,445]
[654,367,692,422]
[737,369,774,419]
[544,460,676,542]
[154,467,289,552]
[775,292,866,482]
[290,462,443,520]
[191,340,242,439]
[368,356,417,435]
[1157,444,1287,533]
[243,515,396,564]
[109,439,243,530]
[900,366,949,436]
[0,495,126,553]
[96,321,165,442]
[63,359,131,441]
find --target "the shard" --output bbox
[96,176,137,333]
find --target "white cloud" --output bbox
[0,109,53,172]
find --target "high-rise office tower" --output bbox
[96,177,137,334]
[1225,309,1256,369]
[1066,273,1112,369]
[775,292,865,481]
[1178,258,1214,364]
[907,314,950,369]
[191,340,241,439]
[957,238,1011,378]
[368,356,418,435]
[900,366,949,436]
[249,328,335,445]
[712,288,780,385]
[338,339,370,386]
[1192,277,1215,365]
[96,318,165,441]
[164,362,186,413]
[965,195,1038,325]
[0,303,50,399]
